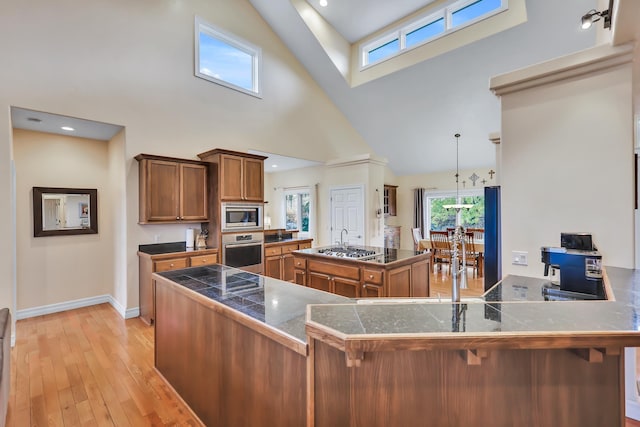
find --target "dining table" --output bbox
[418,239,484,277]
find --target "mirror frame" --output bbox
[33,187,98,237]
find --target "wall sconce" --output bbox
[581,0,613,30]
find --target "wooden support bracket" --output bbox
[571,348,604,363]
[345,350,364,367]
[462,349,489,366]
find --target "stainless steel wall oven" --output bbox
[221,232,264,274]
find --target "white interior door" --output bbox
[330,186,365,247]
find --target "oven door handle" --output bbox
[224,241,263,248]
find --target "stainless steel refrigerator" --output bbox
[484,186,501,290]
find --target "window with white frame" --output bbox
[361,0,506,68]
[195,16,262,97]
[425,190,484,236]
[284,188,311,236]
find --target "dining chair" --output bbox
[429,230,453,273]
[411,228,423,251]
[467,227,484,242]
[461,231,480,277]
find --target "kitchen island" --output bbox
[292,245,430,298]
[153,265,640,427]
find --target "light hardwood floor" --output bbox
[7,303,201,426]
[7,287,640,426]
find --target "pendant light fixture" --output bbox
[443,133,471,302]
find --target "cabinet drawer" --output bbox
[298,241,312,250]
[293,258,306,269]
[190,254,217,266]
[265,246,282,257]
[154,258,188,272]
[282,244,299,254]
[363,269,383,285]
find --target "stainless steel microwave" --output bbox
[221,202,263,232]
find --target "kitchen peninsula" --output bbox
[153,265,640,427]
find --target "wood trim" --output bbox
[154,274,307,355]
[134,153,208,165]
[197,148,267,161]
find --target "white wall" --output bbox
[495,45,634,277]
[13,129,114,310]
[0,0,372,313]
[264,156,386,247]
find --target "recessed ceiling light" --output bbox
[61,126,75,131]
[27,117,42,123]
[319,0,327,6]
[272,164,278,168]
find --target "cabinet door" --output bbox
[243,158,264,201]
[294,269,306,286]
[388,186,397,216]
[265,256,282,280]
[282,254,295,282]
[333,277,360,298]
[180,163,208,221]
[145,160,180,222]
[387,265,411,297]
[308,272,332,293]
[220,154,243,200]
[362,283,385,297]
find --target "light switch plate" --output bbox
[512,251,528,266]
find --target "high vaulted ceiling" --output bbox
[306,0,436,43]
[250,0,601,176]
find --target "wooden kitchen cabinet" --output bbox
[306,259,361,298]
[138,248,218,325]
[218,153,264,202]
[362,268,385,297]
[293,251,430,299]
[383,185,398,217]
[135,154,208,224]
[264,240,313,282]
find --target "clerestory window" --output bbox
[361,0,506,68]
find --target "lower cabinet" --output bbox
[138,249,218,325]
[264,240,312,282]
[293,255,430,299]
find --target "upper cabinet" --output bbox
[198,149,267,202]
[383,185,398,217]
[135,154,209,224]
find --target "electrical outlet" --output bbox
[154,234,160,243]
[512,251,528,266]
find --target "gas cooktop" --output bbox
[317,246,382,260]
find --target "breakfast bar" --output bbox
[153,265,640,427]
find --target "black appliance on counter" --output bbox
[540,233,603,299]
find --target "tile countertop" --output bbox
[305,266,640,350]
[155,264,350,344]
[155,265,640,349]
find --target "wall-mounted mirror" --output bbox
[33,187,98,237]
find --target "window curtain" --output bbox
[414,188,426,238]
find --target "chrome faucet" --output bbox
[340,228,349,247]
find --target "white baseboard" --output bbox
[15,295,140,322]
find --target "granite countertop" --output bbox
[138,241,217,255]
[155,264,350,343]
[305,267,640,349]
[295,246,427,265]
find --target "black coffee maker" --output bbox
[540,233,603,298]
